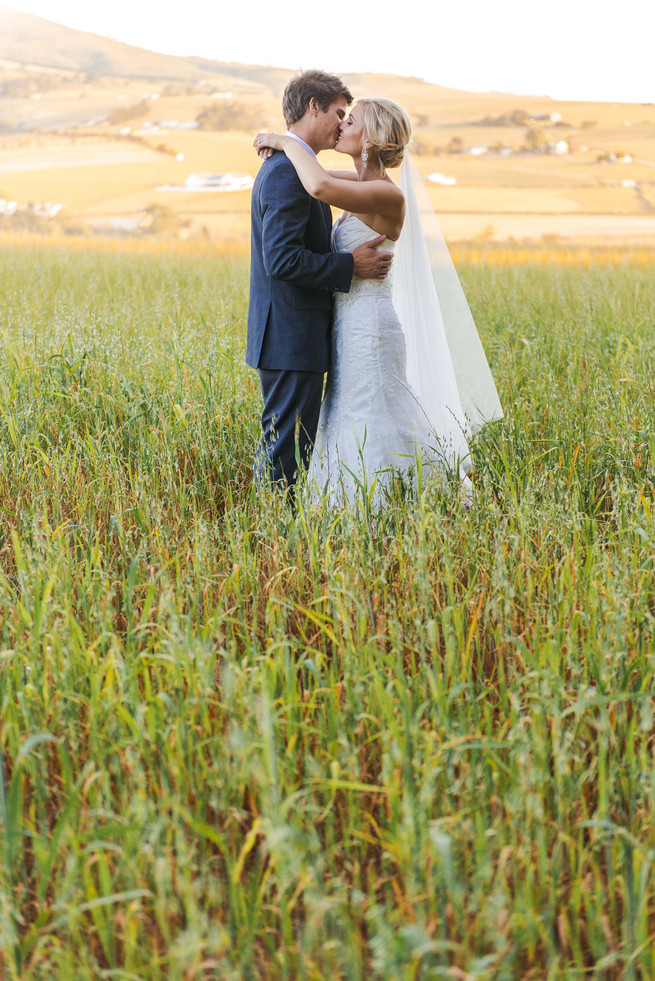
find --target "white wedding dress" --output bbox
[307,215,472,505]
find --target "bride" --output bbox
[254,97,502,505]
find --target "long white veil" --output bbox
[392,152,503,461]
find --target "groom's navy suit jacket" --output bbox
[247,152,354,373]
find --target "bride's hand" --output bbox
[254,132,287,158]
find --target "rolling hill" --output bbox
[0,7,473,106]
[0,6,295,88]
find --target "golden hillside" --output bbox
[1,8,654,244]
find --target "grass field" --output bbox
[0,240,654,980]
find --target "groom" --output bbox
[247,69,392,494]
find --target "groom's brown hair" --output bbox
[282,70,353,127]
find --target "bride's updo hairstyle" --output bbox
[358,98,412,169]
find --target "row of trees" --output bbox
[475,108,600,130]
[412,129,572,156]
[195,100,267,132]
[476,108,537,127]
[0,72,81,98]
[103,97,267,133]
[107,99,150,125]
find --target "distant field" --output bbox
[1,72,654,244]
[0,138,162,172]
[427,185,643,214]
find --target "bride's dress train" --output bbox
[307,216,472,505]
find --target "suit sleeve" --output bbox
[260,162,354,293]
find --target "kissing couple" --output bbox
[247,69,502,508]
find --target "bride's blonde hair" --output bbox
[358,98,412,169]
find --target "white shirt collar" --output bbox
[285,131,317,159]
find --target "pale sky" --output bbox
[4,0,653,104]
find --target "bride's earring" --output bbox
[362,146,369,168]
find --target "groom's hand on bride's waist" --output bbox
[352,236,393,280]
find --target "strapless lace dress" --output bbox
[307,216,466,505]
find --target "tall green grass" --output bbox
[0,242,653,980]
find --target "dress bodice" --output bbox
[332,215,397,253]
[332,216,396,298]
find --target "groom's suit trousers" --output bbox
[247,153,354,491]
[254,368,323,486]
